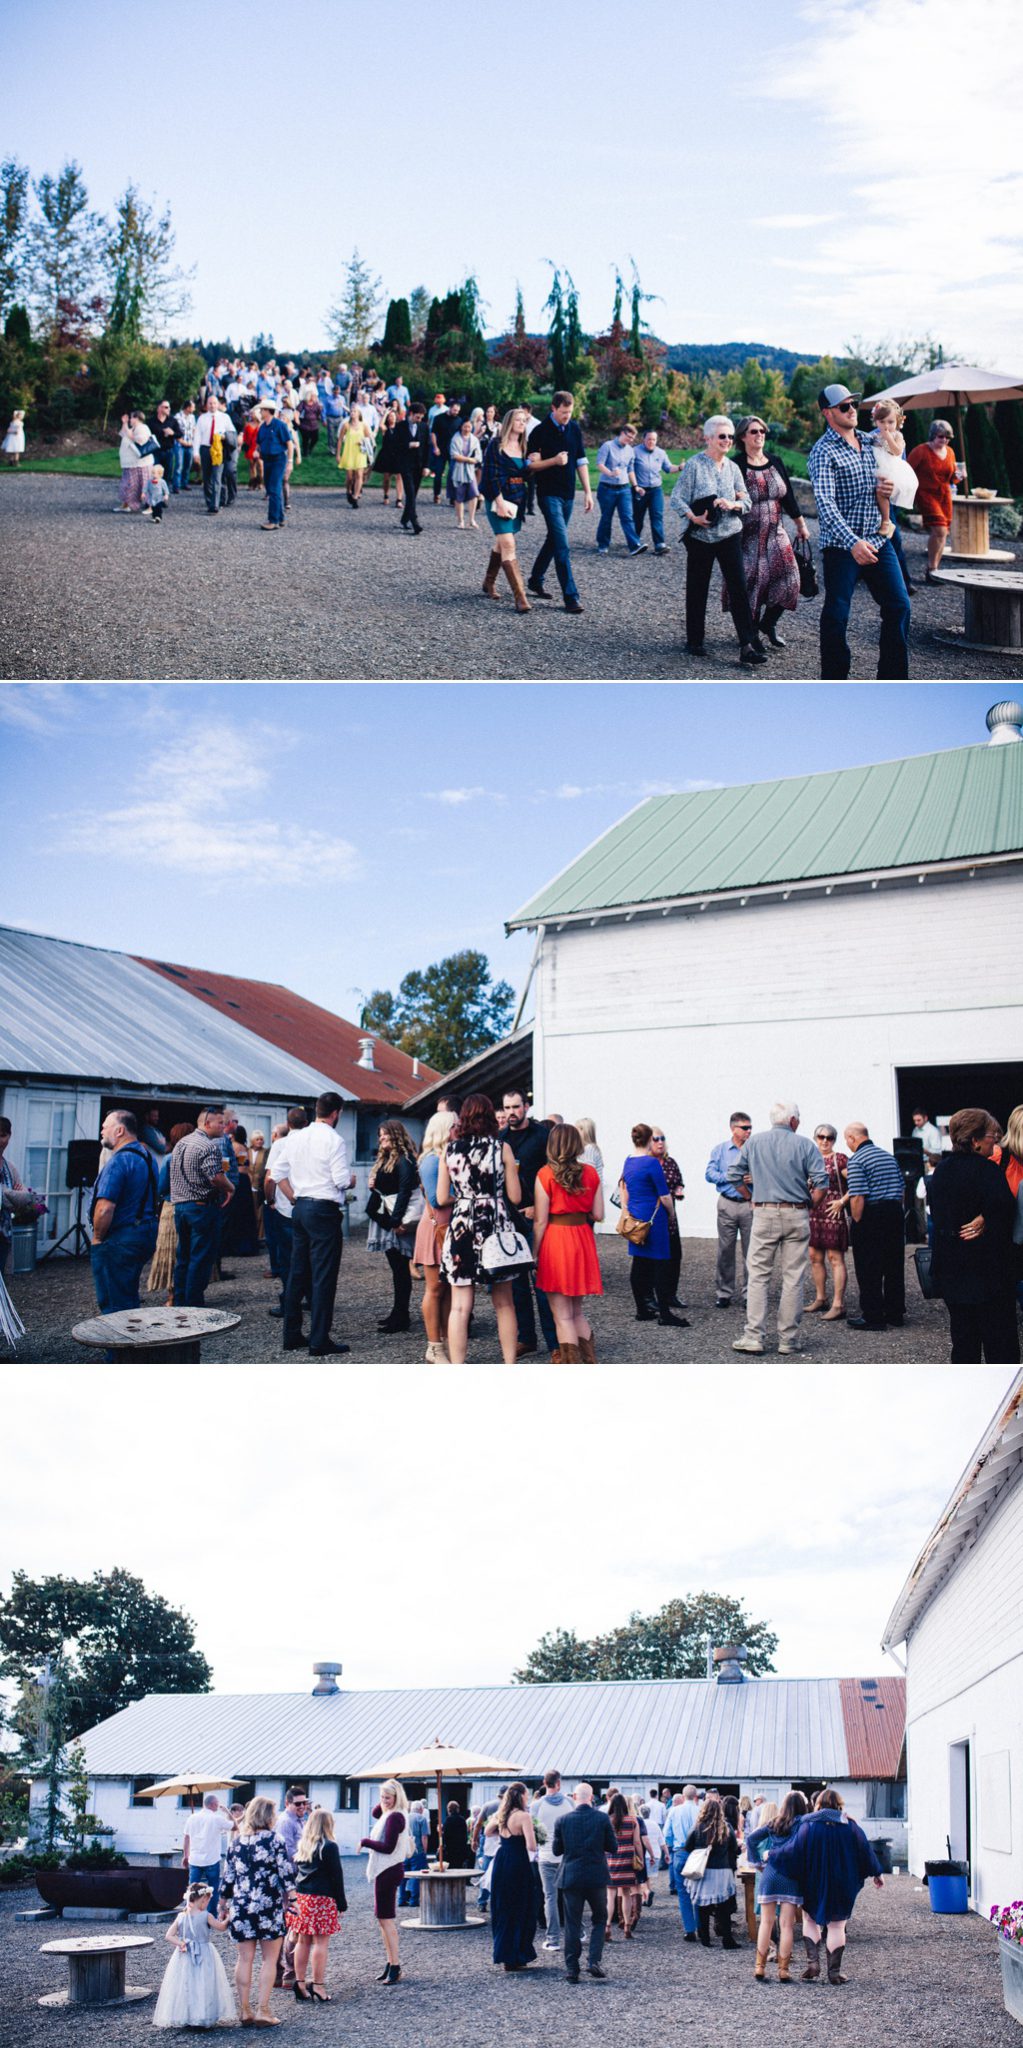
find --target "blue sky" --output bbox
[6,0,1022,361]
[0,683,1003,1021]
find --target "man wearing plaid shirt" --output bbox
[807,383,911,679]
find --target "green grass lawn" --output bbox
[12,437,811,486]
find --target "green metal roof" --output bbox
[507,742,1023,927]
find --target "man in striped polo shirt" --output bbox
[841,1124,907,1332]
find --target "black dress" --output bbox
[928,1152,1019,1363]
[490,1830,537,1968]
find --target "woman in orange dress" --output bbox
[908,419,961,576]
[533,1123,604,1363]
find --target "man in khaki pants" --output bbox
[727,1102,828,1356]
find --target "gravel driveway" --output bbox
[8,1231,959,1364]
[2,474,1020,680]
[4,1871,1016,2048]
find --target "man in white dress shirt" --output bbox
[274,1091,353,1356]
[182,1794,233,1911]
[192,392,233,514]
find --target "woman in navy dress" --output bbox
[620,1122,688,1327]
[486,1783,538,1971]
[768,1787,883,1984]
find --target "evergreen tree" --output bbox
[544,264,568,389]
[325,249,384,352]
[103,185,191,340]
[382,295,412,351]
[0,159,30,323]
[28,161,104,336]
[409,284,431,342]
[994,400,1023,496]
[965,403,1009,494]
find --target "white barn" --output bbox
[35,1656,907,1861]
[882,1371,1023,1914]
[506,703,1023,1235]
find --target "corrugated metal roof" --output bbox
[135,959,439,1107]
[506,741,1023,927]
[0,926,343,1097]
[883,1372,1023,1647]
[838,1677,906,1779]
[74,1676,903,1784]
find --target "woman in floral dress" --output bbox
[220,1797,295,2025]
[728,415,809,649]
[807,1122,850,1320]
[437,1093,522,1363]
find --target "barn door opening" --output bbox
[948,1739,972,1890]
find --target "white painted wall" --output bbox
[901,1471,1023,1911]
[532,869,1023,1235]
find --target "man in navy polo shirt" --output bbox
[840,1123,907,1332]
[527,391,594,613]
[89,1108,159,1314]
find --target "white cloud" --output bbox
[755,213,838,231]
[424,786,506,806]
[0,684,74,732]
[755,0,1023,358]
[59,714,360,887]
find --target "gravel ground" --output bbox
[8,1230,959,1364]
[1,473,1020,680]
[4,1871,1018,2048]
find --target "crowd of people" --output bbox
[152,1773,886,2020]
[1,1091,1018,1363]
[88,350,991,675]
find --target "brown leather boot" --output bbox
[483,549,502,599]
[504,558,531,612]
[578,1332,596,1362]
[777,1940,793,1983]
[802,1936,822,1980]
[826,1945,847,1984]
[754,1950,769,1980]
[560,1342,582,1361]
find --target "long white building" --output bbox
[882,1371,1023,1913]
[506,703,1023,1234]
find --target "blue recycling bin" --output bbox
[929,1872,969,1913]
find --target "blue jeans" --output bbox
[671,1851,697,1933]
[263,452,286,526]
[173,1202,219,1307]
[90,1226,157,1314]
[532,493,578,601]
[511,1222,558,1353]
[596,482,641,551]
[188,1861,223,1912]
[634,485,665,548]
[820,540,911,678]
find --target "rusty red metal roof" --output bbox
[839,1676,906,1779]
[134,958,439,1106]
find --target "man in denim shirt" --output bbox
[808,384,911,680]
[632,429,679,553]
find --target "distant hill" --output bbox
[660,340,822,377]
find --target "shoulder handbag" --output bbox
[479,1141,534,1277]
[682,1844,711,1880]
[615,1177,654,1246]
[793,532,818,598]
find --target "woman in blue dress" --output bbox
[620,1122,689,1326]
[747,1788,809,1982]
[485,1783,538,1971]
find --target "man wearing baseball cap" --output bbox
[807,384,911,680]
[256,398,292,532]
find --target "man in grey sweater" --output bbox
[531,1768,575,1951]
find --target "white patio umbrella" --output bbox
[133,1775,244,1814]
[349,1741,523,1870]
[861,365,1023,486]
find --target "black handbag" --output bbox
[913,1246,937,1299]
[689,494,720,526]
[793,533,818,599]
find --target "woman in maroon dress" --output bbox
[728,416,810,649]
[807,1122,849,1319]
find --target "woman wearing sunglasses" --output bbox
[671,417,767,665]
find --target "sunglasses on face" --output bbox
[834,402,857,414]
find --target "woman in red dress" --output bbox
[908,419,961,576]
[534,1123,604,1362]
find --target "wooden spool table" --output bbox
[71,1305,241,1362]
[39,1933,154,2008]
[930,567,1023,654]
[945,495,1014,565]
[402,1867,485,1930]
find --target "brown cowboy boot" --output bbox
[801,1936,822,1980]
[578,1332,596,1362]
[777,1935,793,1982]
[482,549,502,599]
[826,1944,847,1984]
[754,1948,769,1980]
[560,1342,582,1361]
[503,559,532,612]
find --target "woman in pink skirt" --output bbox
[414,1109,456,1362]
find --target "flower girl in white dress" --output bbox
[153,1882,236,2029]
[869,398,918,537]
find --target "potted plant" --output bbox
[991,1901,1023,2026]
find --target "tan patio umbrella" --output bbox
[134,1775,244,1814]
[861,365,1023,489]
[350,1740,523,1871]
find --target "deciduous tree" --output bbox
[359,949,514,1072]
[513,1593,778,1683]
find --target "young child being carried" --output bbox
[868,399,918,538]
[153,1880,235,2029]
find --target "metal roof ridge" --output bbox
[504,794,659,929]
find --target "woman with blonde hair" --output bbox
[533,1123,604,1361]
[338,403,372,506]
[485,1783,537,1971]
[220,1796,295,2025]
[286,1808,347,2003]
[414,1108,457,1362]
[480,405,532,611]
[575,1116,604,1180]
[359,1779,411,1984]
[367,1119,424,1336]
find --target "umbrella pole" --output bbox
[436,1770,445,1870]
[953,396,969,495]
